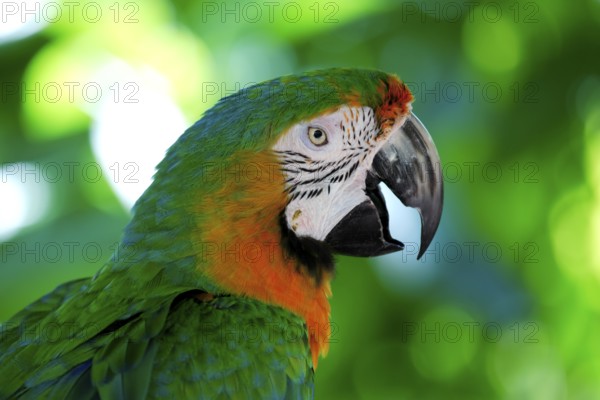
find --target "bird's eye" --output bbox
[307,127,328,146]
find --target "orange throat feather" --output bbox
[191,151,332,367]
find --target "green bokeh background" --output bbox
[1,0,599,398]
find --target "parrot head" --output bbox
[130,68,443,365]
[274,96,441,261]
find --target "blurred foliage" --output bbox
[1,0,599,398]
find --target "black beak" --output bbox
[325,112,443,259]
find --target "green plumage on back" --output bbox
[1,285,313,399]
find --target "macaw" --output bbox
[0,68,443,399]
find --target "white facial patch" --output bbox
[272,106,407,241]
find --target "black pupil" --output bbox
[313,129,323,139]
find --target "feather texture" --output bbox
[0,68,413,398]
